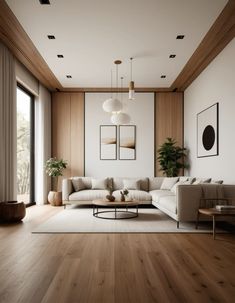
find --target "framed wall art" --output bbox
[100,125,117,160]
[197,103,219,158]
[119,125,136,160]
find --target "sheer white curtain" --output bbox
[35,84,51,205]
[0,43,17,201]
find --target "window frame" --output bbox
[17,83,35,207]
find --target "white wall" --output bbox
[184,38,235,184]
[85,92,154,177]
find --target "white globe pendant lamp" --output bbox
[111,76,131,125]
[102,97,122,113]
[102,62,123,113]
[111,112,131,125]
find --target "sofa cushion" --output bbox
[72,178,86,192]
[149,177,164,191]
[150,190,175,203]
[69,189,109,201]
[179,176,189,182]
[211,180,223,184]
[112,177,149,191]
[112,190,152,202]
[123,179,140,190]
[160,177,179,190]
[158,195,177,214]
[71,177,92,189]
[193,178,211,185]
[91,178,108,189]
[187,177,196,184]
[171,180,191,194]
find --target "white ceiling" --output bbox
[6,0,227,88]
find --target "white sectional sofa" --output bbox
[62,176,235,226]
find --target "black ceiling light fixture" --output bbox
[161,75,166,78]
[169,54,176,58]
[176,35,185,39]
[57,55,64,58]
[66,75,72,78]
[39,0,50,4]
[47,35,55,39]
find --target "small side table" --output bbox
[196,208,235,239]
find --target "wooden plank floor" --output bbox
[0,205,235,303]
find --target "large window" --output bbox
[17,84,35,206]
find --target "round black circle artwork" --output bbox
[202,125,215,150]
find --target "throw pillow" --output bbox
[160,177,179,190]
[91,178,108,189]
[193,178,211,185]
[72,178,86,192]
[149,177,164,191]
[187,177,196,184]
[211,180,223,184]
[123,179,140,190]
[179,176,189,182]
[171,180,191,194]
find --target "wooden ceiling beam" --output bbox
[60,87,173,92]
[0,0,62,91]
[1,0,235,93]
[170,0,235,91]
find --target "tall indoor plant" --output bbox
[45,157,67,206]
[157,138,188,177]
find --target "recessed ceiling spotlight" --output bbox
[57,55,64,58]
[161,75,166,78]
[176,35,185,39]
[47,35,55,39]
[66,75,72,78]
[169,54,176,58]
[39,0,50,4]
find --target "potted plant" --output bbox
[157,137,188,177]
[45,157,67,206]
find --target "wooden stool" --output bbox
[0,201,26,222]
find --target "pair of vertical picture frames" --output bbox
[100,125,136,160]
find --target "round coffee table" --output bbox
[92,199,139,219]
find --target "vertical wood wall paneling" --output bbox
[52,92,85,190]
[70,93,85,177]
[155,92,183,176]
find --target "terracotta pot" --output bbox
[48,191,62,206]
[0,201,26,222]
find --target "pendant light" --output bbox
[111,112,131,125]
[128,57,135,100]
[102,65,122,113]
[111,76,131,125]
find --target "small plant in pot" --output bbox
[120,189,129,202]
[157,137,188,177]
[106,189,115,202]
[45,157,67,206]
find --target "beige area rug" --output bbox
[31,206,226,234]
